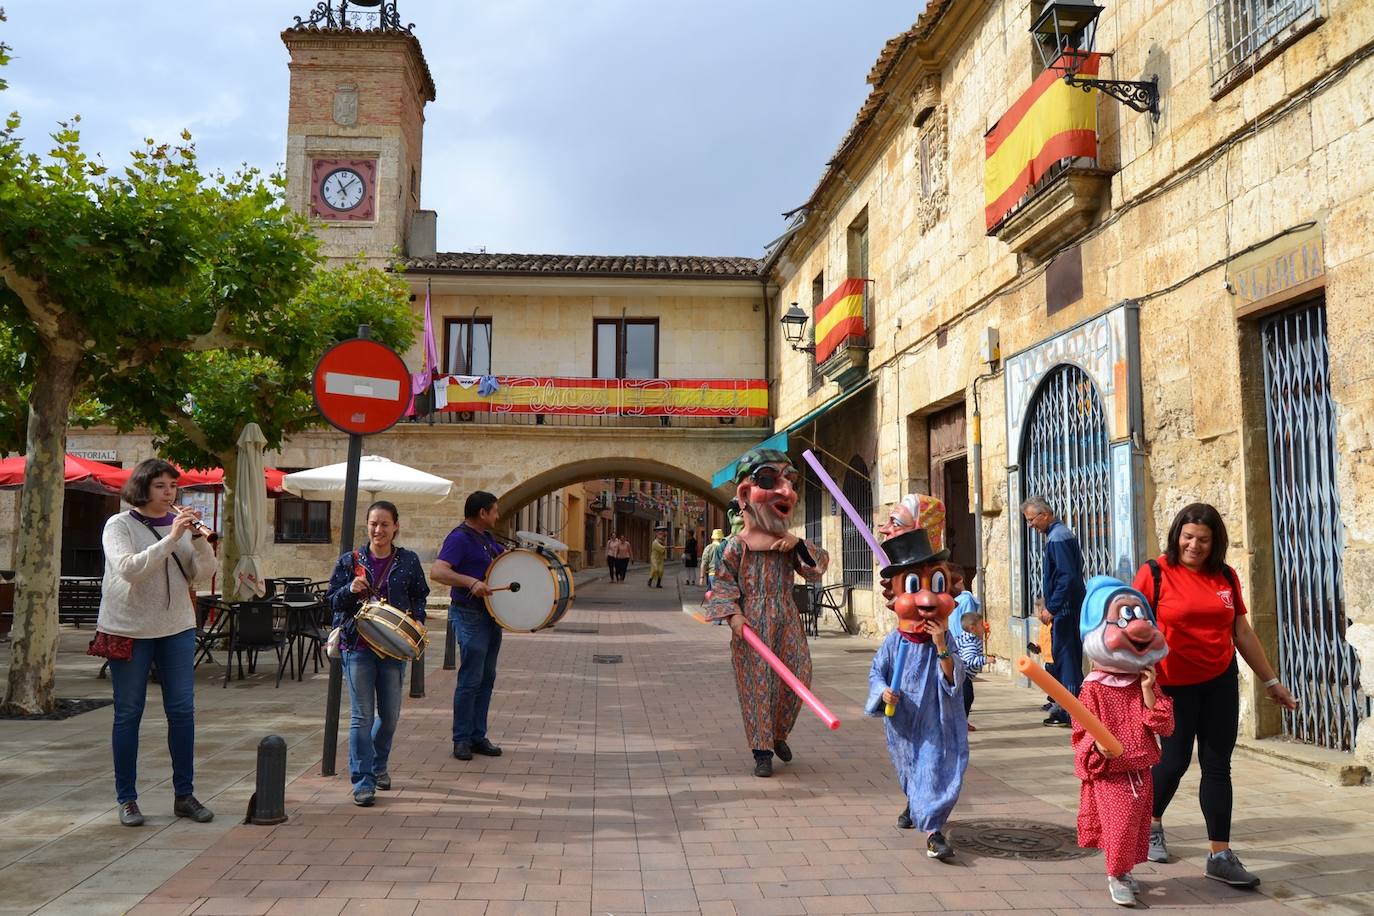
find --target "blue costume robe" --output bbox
[864,631,969,832]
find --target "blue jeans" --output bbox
[1048,610,1083,721]
[451,604,502,744]
[342,647,406,792]
[108,628,196,804]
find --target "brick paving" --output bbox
[10,571,1372,915]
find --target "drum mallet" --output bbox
[488,582,522,593]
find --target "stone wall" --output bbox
[766,0,1374,755]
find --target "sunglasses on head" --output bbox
[748,466,799,490]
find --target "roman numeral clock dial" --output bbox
[310,158,377,221]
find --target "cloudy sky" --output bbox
[3,1,922,257]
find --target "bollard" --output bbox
[409,644,425,698]
[442,615,456,670]
[247,735,289,825]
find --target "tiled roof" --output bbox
[405,252,765,279]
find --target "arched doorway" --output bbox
[1019,364,1112,614]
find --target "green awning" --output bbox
[710,378,876,489]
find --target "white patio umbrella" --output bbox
[281,455,453,502]
[231,423,269,599]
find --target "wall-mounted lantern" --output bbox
[1031,1,1160,121]
[780,303,815,353]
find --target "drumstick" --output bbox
[1016,657,1123,756]
[487,582,522,593]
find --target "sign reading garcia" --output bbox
[312,338,412,435]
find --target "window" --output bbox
[809,273,825,391]
[804,460,823,550]
[593,318,659,379]
[840,456,874,587]
[919,135,934,198]
[1207,0,1323,95]
[847,209,872,329]
[445,317,492,376]
[274,492,331,544]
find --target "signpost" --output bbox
[315,328,412,777]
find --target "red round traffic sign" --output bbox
[312,338,412,435]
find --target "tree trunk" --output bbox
[1,346,81,715]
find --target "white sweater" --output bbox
[96,512,216,639]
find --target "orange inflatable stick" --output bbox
[1016,656,1123,756]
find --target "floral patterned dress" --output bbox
[703,536,827,751]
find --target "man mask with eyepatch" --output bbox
[734,449,803,551]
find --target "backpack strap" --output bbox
[1147,558,1162,609]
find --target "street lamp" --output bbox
[780,303,814,353]
[1030,1,1160,121]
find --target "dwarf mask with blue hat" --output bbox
[1080,575,1169,675]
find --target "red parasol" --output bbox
[0,454,125,495]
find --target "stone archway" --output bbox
[498,456,727,520]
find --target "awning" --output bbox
[709,378,877,489]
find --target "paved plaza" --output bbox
[3,571,1373,915]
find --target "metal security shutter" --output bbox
[841,456,874,587]
[1261,300,1368,750]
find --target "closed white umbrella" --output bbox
[281,455,453,502]
[231,423,269,599]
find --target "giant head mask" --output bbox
[879,528,957,643]
[1080,575,1169,674]
[733,448,799,537]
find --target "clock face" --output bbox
[321,168,366,211]
[310,158,377,221]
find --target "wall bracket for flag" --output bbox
[1031,4,1161,122]
[1062,72,1160,122]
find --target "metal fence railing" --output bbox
[1207,0,1323,92]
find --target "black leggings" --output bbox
[1151,658,1239,842]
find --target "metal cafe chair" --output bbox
[222,599,289,688]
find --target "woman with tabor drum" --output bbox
[326,500,430,807]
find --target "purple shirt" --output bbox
[436,523,505,605]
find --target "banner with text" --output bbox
[436,376,768,417]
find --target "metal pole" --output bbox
[971,376,987,615]
[443,617,456,669]
[322,325,371,778]
[409,647,425,698]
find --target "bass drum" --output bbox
[483,548,574,632]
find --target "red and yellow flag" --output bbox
[984,54,1100,230]
[814,278,867,364]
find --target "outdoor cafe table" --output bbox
[195,593,328,686]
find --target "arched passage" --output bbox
[498,457,728,520]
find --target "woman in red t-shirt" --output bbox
[1131,503,1297,890]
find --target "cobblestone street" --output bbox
[3,572,1365,915]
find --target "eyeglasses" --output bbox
[749,466,799,491]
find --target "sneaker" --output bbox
[1122,873,1140,895]
[773,739,792,763]
[896,806,913,829]
[453,741,473,760]
[471,738,503,757]
[1206,849,1261,888]
[173,794,214,823]
[1041,700,1053,711]
[375,772,391,791]
[967,723,977,732]
[353,787,376,807]
[1042,716,1071,727]
[1107,875,1136,906]
[753,756,773,778]
[118,801,144,827]
[926,831,954,860]
[1147,826,1169,863]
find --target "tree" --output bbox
[105,262,416,592]
[0,20,327,712]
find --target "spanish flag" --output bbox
[814,278,867,364]
[984,54,1100,230]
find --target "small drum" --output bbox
[484,548,575,632]
[355,600,428,661]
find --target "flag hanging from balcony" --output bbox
[984,54,1100,230]
[814,278,867,364]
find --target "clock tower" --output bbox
[282,1,436,265]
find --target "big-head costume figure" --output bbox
[703,449,828,778]
[1073,576,1173,905]
[864,527,967,861]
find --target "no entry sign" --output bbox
[312,338,411,435]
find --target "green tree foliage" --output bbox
[0,16,411,712]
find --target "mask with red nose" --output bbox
[879,528,956,643]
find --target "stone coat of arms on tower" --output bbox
[333,83,359,127]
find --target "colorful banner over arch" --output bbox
[435,376,768,418]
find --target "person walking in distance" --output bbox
[1022,496,1087,726]
[431,491,507,761]
[648,526,668,588]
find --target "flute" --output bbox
[174,505,219,544]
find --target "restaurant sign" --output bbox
[436,376,768,418]
[1227,223,1325,318]
[71,449,117,462]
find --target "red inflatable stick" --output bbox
[740,623,840,730]
[1017,656,1122,756]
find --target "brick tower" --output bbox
[281,1,436,265]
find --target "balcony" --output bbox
[814,279,871,389]
[988,162,1112,261]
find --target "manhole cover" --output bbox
[946,819,1093,861]
[592,654,623,664]
[558,626,600,634]
[0,698,114,721]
